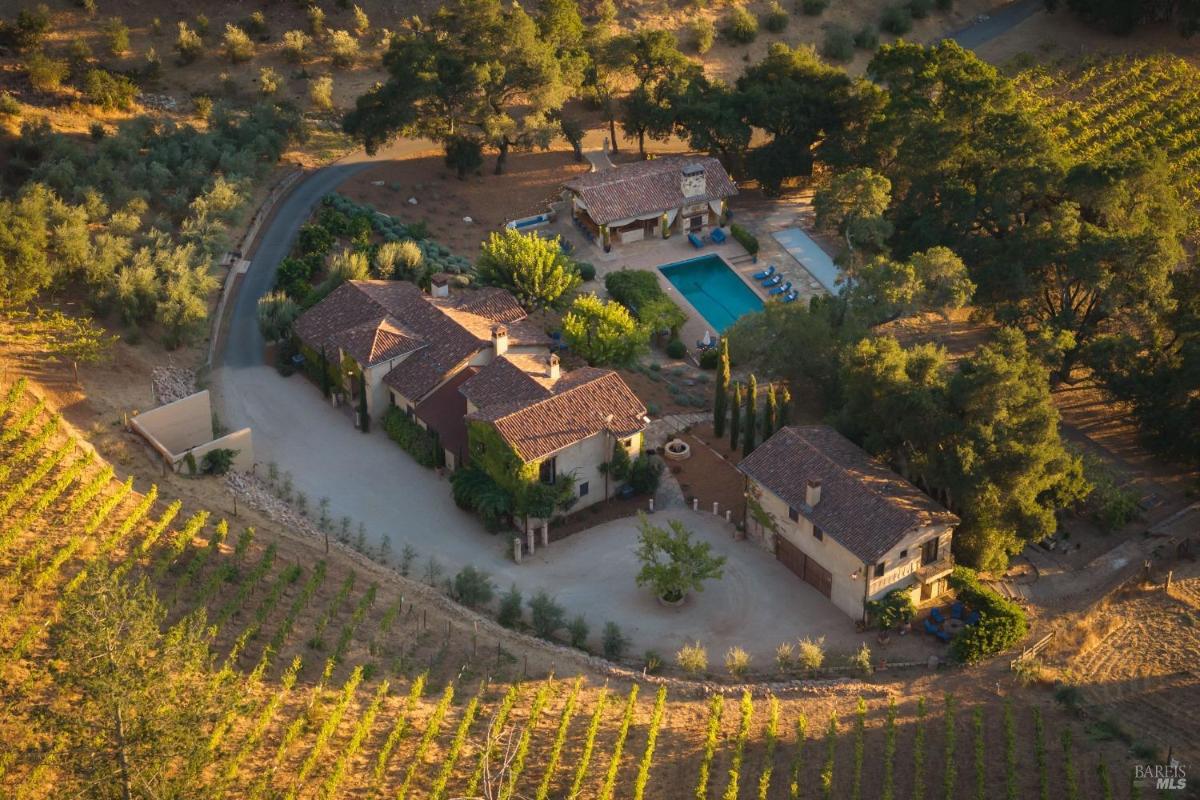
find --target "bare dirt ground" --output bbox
[336,146,591,257]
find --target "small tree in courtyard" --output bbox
[634,513,726,602]
[561,293,648,366]
[476,228,581,310]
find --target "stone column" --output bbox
[540,523,549,548]
[692,498,699,511]
[527,528,536,555]
[648,498,655,513]
[513,537,522,564]
[712,501,720,515]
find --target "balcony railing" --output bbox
[916,554,955,582]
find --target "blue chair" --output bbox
[753,264,776,280]
[688,232,704,249]
[951,602,964,620]
[930,607,945,625]
[710,227,727,244]
[762,274,783,288]
[965,610,981,626]
[782,291,798,303]
[769,281,792,297]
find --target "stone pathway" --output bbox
[584,149,614,172]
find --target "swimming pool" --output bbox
[659,254,764,334]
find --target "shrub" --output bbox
[259,66,283,95]
[909,0,934,18]
[699,348,720,369]
[602,621,628,658]
[308,6,326,36]
[200,448,239,475]
[528,590,566,639]
[194,13,210,37]
[948,566,1029,663]
[352,4,370,36]
[821,24,855,62]
[327,29,359,67]
[577,261,596,281]
[865,588,916,630]
[257,291,299,342]
[723,7,758,43]
[192,95,213,120]
[497,585,523,628]
[797,636,825,670]
[104,17,130,55]
[802,0,829,13]
[851,642,872,675]
[452,565,495,607]
[444,135,484,178]
[676,642,708,674]
[567,614,589,648]
[666,338,687,359]
[691,17,715,54]
[310,74,334,111]
[25,52,69,93]
[11,5,52,51]
[243,11,268,38]
[381,406,440,467]
[853,25,880,50]
[764,1,789,32]
[881,5,914,34]
[725,646,752,677]
[628,454,663,495]
[0,91,20,117]
[176,22,203,63]
[279,31,309,64]
[223,23,255,62]
[936,0,953,8]
[730,223,759,255]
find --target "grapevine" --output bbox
[882,698,897,800]
[788,714,807,800]
[567,685,609,800]
[217,656,303,795]
[913,697,927,800]
[851,697,865,800]
[0,450,93,554]
[0,436,70,516]
[1033,707,1048,800]
[396,682,457,800]
[942,695,956,800]
[598,683,639,800]
[820,713,836,800]
[284,664,365,799]
[499,681,552,800]
[534,676,583,800]
[1003,699,1017,800]
[429,686,484,800]
[466,681,524,798]
[318,678,391,800]
[633,686,667,800]
[721,691,753,800]
[973,707,985,800]
[694,693,724,800]
[369,672,428,792]
[755,695,779,800]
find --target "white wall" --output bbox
[131,390,214,454]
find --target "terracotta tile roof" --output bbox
[469,368,647,461]
[415,367,476,462]
[737,426,959,564]
[293,280,547,402]
[459,355,554,410]
[563,156,737,226]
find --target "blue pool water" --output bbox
[659,254,764,334]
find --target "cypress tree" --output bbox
[729,383,742,452]
[319,346,331,398]
[743,374,758,457]
[713,339,730,438]
[358,371,369,433]
[765,383,777,438]
[779,384,792,428]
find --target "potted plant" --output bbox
[634,513,726,605]
[866,589,916,642]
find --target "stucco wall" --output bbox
[131,390,214,454]
[550,429,643,514]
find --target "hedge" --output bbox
[730,224,759,256]
[948,566,1028,664]
[382,407,441,467]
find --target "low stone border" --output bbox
[225,469,893,698]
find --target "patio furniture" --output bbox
[923,619,950,642]
[951,601,964,620]
[753,264,776,280]
[768,281,792,296]
[782,290,799,303]
[688,232,704,249]
[943,618,966,636]
[762,274,783,288]
[696,330,717,351]
[710,227,727,244]
[930,607,946,625]
[965,610,981,626]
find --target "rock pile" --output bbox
[151,363,196,405]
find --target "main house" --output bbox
[563,156,737,250]
[293,277,648,514]
[738,425,959,621]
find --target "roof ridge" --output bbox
[489,368,619,424]
[784,425,924,514]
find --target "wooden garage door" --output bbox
[775,536,833,599]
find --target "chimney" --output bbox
[492,324,509,356]
[681,163,706,199]
[548,353,560,381]
[806,479,822,508]
[430,272,450,298]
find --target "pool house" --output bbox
[562,156,738,251]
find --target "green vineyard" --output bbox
[1018,55,1200,209]
[0,380,1135,798]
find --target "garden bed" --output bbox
[548,493,650,542]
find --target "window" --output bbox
[621,438,632,448]
[788,506,800,522]
[899,549,908,559]
[874,562,886,578]
[813,526,824,541]
[388,393,396,407]
[921,537,939,566]
[579,481,589,497]
[538,456,557,485]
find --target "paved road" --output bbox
[947,0,1043,50]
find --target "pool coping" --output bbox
[656,252,774,335]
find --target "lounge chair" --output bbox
[965,610,981,626]
[769,281,792,297]
[688,232,704,249]
[930,607,945,625]
[782,291,798,303]
[762,274,783,288]
[696,336,718,351]
[753,264,776,280]
[710,227,727,244]
[951,602,964,620]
